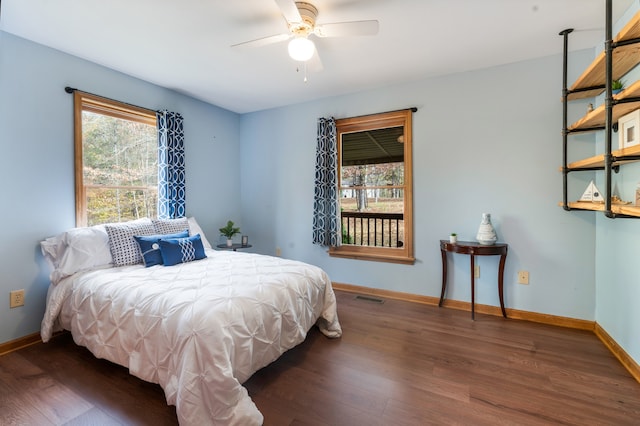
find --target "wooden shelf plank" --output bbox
[613,204,640,216]
[618,10,640,41]
[565,144,640,169]
[614,143,640,158]
[567,155,605,169]
[563,201,605,211]
[568,11,640,101]
[560,202,640,216]
[568,79,640,131]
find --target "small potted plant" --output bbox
[612,79,625,94]
[449,233,457,243]
[219,220,241,247]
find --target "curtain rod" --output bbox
[64,86,161,114]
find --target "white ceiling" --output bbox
[0,0,633,113]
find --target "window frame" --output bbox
[329,109,415,264]
[73,92,158,227]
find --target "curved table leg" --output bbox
[439,248,447,307]
[498,252,508,318]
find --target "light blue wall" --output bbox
[593,1,640,370]
[2,13,638,369]
[0,31,242,344]
[240,51,598,321]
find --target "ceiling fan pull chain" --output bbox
[296,64,309,83]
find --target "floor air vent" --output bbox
[354,295,385,304]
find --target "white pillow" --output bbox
[40,234,66,271]
[40,218,210,283]
[187,217,212,249]
[40,225,113,285]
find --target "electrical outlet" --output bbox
[10,289,25,308]
[474,265,480,278]
[518,271,529,285]
[275,247,282,257]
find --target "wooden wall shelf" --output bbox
[568,80,640,132]
[561,201,640,217]
[560,4,640,218]
[568,11,640,101]
[566,144,640,170]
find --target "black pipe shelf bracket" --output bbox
[567,84,606,96]
[567,126,607,134]
[566,166,607,172]
[613,155,640,162]
[613,36,640,47]
[614,96,640,105]
[560,28,573,210]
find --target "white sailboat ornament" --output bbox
[580,180,604,202]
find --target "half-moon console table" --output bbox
[439,240,508,320]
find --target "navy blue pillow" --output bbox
[134,230,189,267]
[158,234,207,266]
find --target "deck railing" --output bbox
[341,211,404,247]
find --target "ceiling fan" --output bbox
[232,0,379,65]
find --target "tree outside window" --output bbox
[74,92,158,226]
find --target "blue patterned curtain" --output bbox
[313,117,340,247]
[157,110,185,219]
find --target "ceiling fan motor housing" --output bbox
[291,2,318,36]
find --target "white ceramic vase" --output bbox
[476,213,497,245]
[226,239,233,247]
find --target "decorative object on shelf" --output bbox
[587,103,594,113]
[612,79,625,94]
[618,109,640,149]
[241,235,249,247]
[580,180,604,202]
[476,213,497,245]
[219,220,241,247]
[610,195,631,205]
[449,233,457,244]
[636,183,640,207]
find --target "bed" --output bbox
[40,217,342,425]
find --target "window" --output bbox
[74,92,158,226]
[329,109,414,264]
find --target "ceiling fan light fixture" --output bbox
[288,36,315,62]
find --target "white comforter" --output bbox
[41,249,342,425]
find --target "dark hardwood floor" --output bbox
[1,290,639,425]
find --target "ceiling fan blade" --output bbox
[314,20,379,38]
[295,49,322,82]
[274,0,302,23]
[231,33,291,49]
[307,48,323,73]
